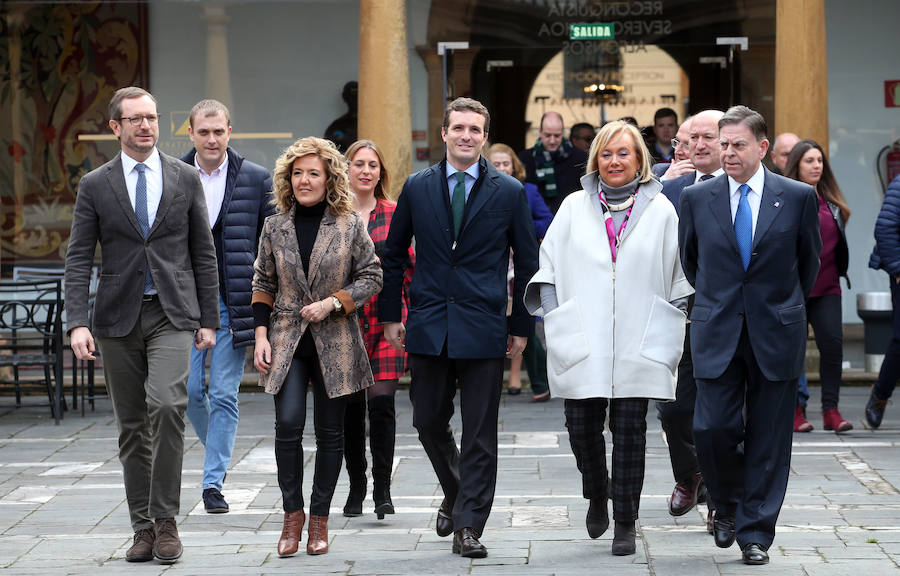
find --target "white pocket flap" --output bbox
[639,295,686,372]
[544,297,591,376]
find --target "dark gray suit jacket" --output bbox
[678,169,821,381]
[65,150,219,337]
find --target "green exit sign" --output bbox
[569,23,614,40]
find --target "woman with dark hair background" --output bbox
[784,139,852,433]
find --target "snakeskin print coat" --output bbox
[252,204,382,397]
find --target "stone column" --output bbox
[775,0,828,149]
[203,5,233,110]
[359,0,412,199]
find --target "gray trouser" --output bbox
[97,299,193,531]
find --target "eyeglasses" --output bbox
[118,114,160,127]
[671,138,688,150]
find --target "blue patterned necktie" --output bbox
[451,171,466,238]
[135,163,155,292]
[734,183,752,270]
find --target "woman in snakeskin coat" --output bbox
[252,137,381,557]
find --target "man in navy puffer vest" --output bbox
[867,174,900,428]
[182,99,273,512]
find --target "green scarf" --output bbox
[532,137,575,198]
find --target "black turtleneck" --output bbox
[294,200,327,273]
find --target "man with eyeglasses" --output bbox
[65,86,219,564]
[678,105,820,565]
[569,122,596,152]
[652,116,693,180]
[658,110,724,532]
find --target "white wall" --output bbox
[149,0,431,174]
[826,0,900,322]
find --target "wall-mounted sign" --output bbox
[885,80,900,108]
[412,130,426,141]
[569,23,614,40]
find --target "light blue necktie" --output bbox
[135,163,155,293]
[451,171,466,239]
[734,183,752,270]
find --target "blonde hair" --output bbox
[345,139,392,201]
[271,137,352,215]
[486,143,526,182]
[587,120,654,184]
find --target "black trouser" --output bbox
[693,325,795,551]
[657,324,699,484]
[806,293,844,410]
[875,278,900,401]
[564,397,649,522]
[343,379,399,491]
[408,352,504,536]
[274,355,348,516]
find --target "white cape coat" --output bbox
[524,174,693,400]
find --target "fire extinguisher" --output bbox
[877,139,900,193]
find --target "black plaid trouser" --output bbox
[564,397,649,521]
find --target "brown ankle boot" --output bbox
[277,509,305,557]
[306,514,329,555]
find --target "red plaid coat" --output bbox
[361,199,414,380]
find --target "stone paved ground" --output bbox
[1,385,899,575]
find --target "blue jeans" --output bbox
[186,295,246,490]
[797,372,809,407]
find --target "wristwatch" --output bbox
[331,296,342,312]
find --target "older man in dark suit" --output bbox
[678,105,820,565]
[659,110,724,526]
[380,97,538,558]
[65,87,219,565]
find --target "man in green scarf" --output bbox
[518,112,588,214]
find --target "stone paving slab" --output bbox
[1,387,899,574]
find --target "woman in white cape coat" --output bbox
[524,120,693,556]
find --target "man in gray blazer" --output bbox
[65,87,219,565]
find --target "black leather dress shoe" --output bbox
[435,498,454,537]
[452,527,487,558]
[742,543,769,565]
[713,514,736,548]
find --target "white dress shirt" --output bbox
[728,165,765,238]
[195,154,229,228]
[121,148,163,230]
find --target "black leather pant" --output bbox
[274,355,348,516]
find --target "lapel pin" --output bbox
[774,201,780,208]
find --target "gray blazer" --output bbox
[65,150,219,337]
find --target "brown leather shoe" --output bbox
[668,472,704,516]
[153,518,182,564]
[277,509,305,557]
[306,514,329,555]
[125,527,155,562]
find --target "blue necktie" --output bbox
[734,183,752,270]
[451,171,466,239]
[135,164,155,293]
